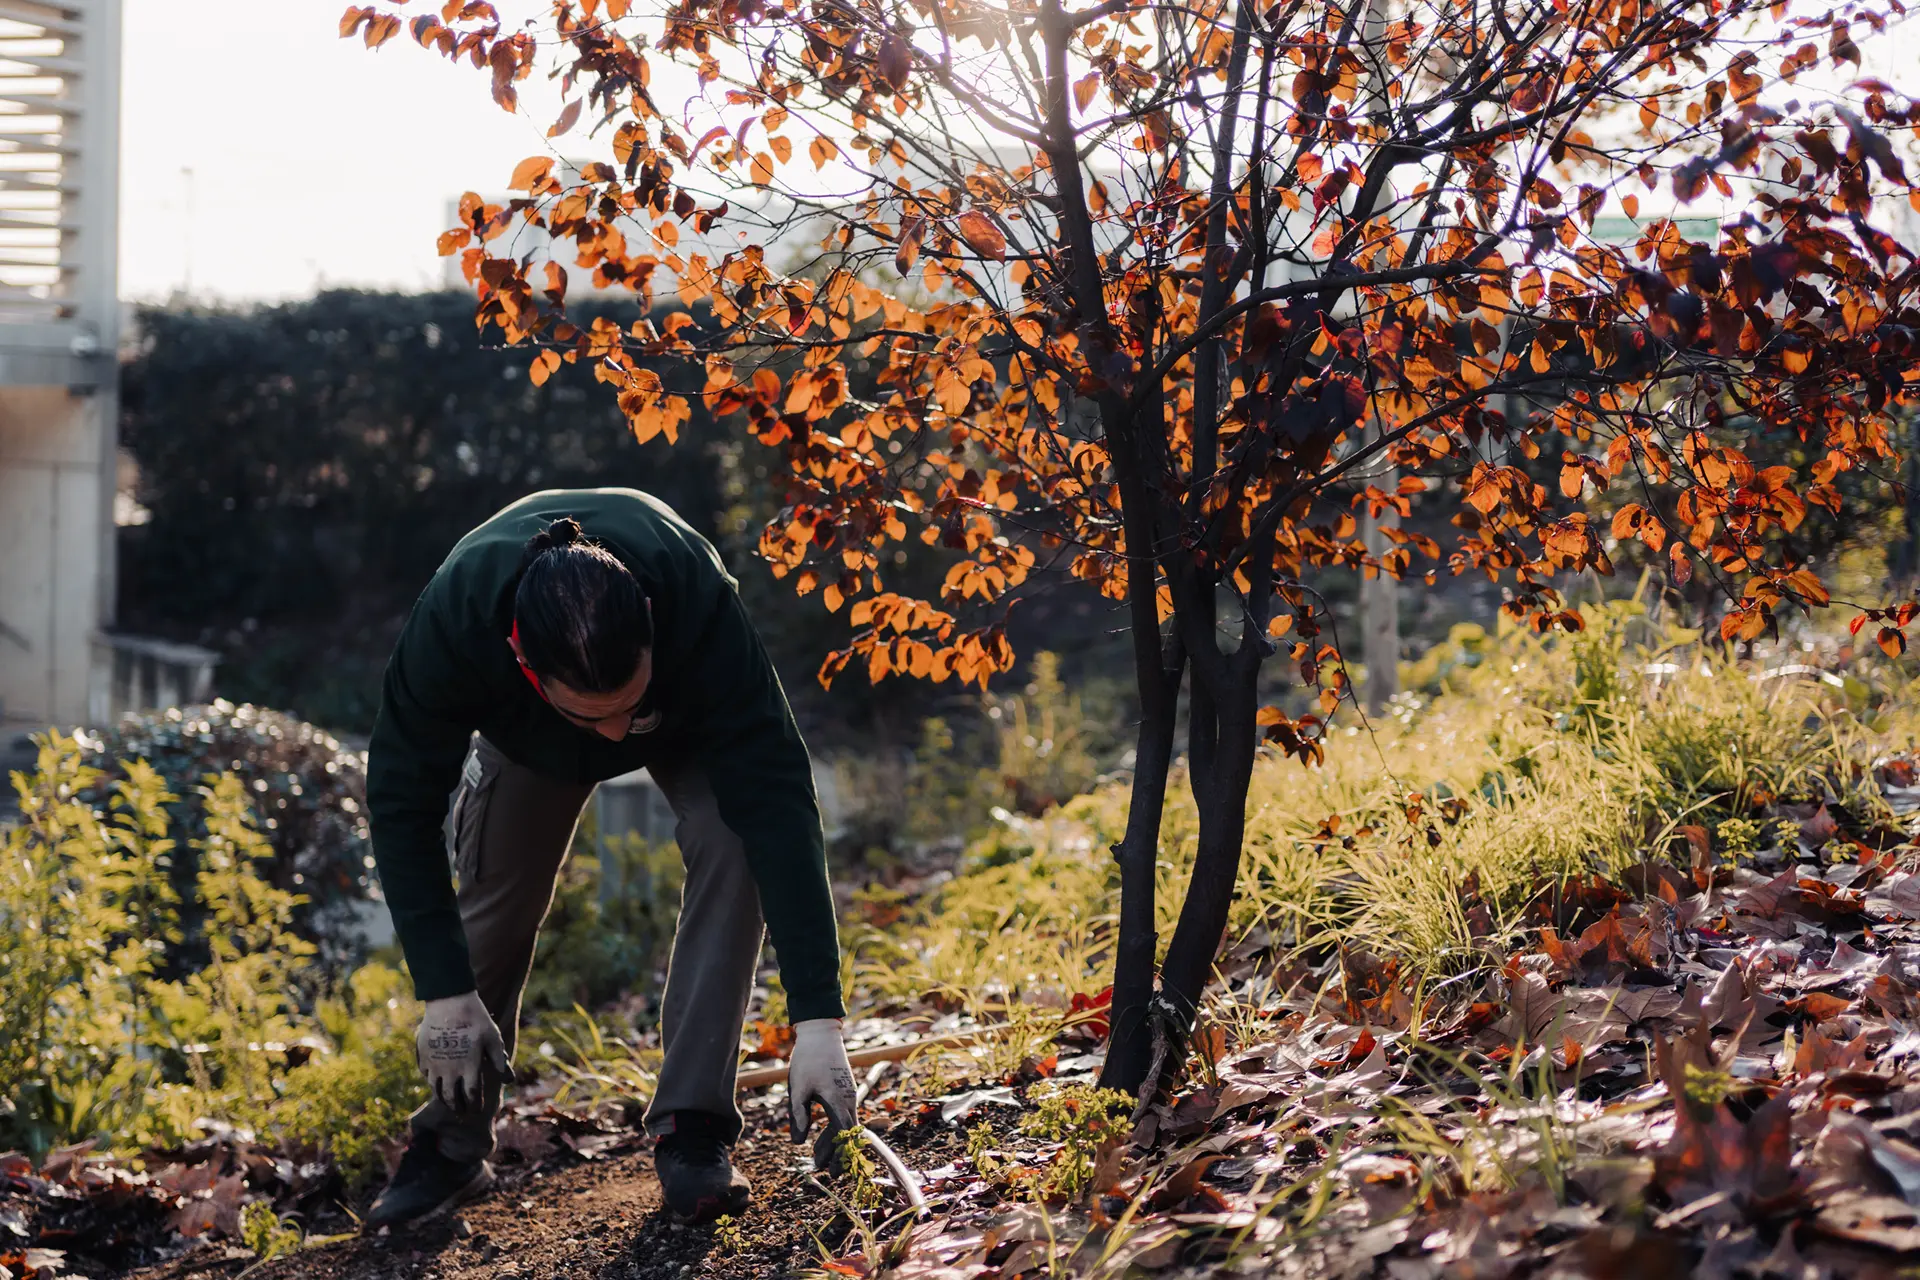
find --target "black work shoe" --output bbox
[364,1134,495,1231]
[654,1112,750,1221]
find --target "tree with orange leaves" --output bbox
[347,0,1920,1091]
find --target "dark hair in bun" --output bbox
[513,517,651,693]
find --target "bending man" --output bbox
[364,488,855,1228]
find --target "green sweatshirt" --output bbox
[366,488,844,1022]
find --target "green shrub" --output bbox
[1400,622,1494,694]
[0,734,417,1173]
[148,772,315,1114]
[264,962,422,1187]
[830,651,1118,870]
[1,739,193,1151]
[240,1202,303,1261]
[81,702,374,965]
[1019,1084,1133,1203]
[990,652,1100,818]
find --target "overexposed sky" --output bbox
[119,0,1920,303]
[120,0,588,300]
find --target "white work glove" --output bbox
[788,1018,858,1158]
[416,991,511,1112]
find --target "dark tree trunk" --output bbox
[1099,402,1184,1094]
[1076,0,1268,1097]
[1157,648,1260,1014]
[1098,635,1181,1094]
[1125,0,1260,1068]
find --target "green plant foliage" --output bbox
[81,702,374,970]
[1681,1062,1735,1109]
[829,651,1122,869]
[1715,817,1764,855]
[0,738,188,1150]
[535,1005,661,1119]
[712,1214,746,1255]
[151,773,314,1110]
[1018,1084,1133,1204]
[0,734,419,1169]
[266,962,422,1187]
[965,1122,1005,1181]
[989,653,1101,818]
[832,1126,884,1211]
[240,1201,303,1261]
[1399,622,1494,695]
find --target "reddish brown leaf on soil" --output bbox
[1655,1082,1799,1211]
[1680,824,1714,883]
[1736,870,1798,919]
[1090,1138,1131,1199]
[1802,804,1841,848]
[1863,973,1920,1018]
[1067,986,1113,1040]
[1149,1155,1224,1210]
[38,1142,96,1184]
[1567,1225,1697,1280]
[1794,1026,1873,1076]
[1502,972,1570,1045]
[1886,875,1920,919]
[1792,991,1855,1023]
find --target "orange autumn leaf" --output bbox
[547,99,583,137]
[508,155,553,191]
[955,211,1007,259]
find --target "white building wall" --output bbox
[0,383,114,727]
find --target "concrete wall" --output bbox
[0,384,116,728]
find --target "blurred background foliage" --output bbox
[114,290,1132,752]
[79,703,374,973]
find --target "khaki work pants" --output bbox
[409,735,766,1163]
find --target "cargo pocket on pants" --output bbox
[449,745,496,888]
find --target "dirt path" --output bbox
[128,1105,844,1280]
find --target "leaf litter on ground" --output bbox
[799,752,1920,1280]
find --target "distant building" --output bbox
[0,0,208,756]
[0,0,120,735]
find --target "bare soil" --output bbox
[123,1097,929,1280]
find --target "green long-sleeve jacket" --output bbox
[366,488,844,1022]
